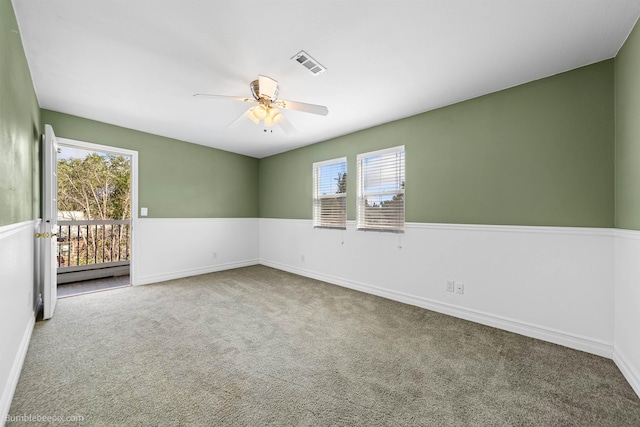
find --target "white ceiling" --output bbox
[13,0,640,159]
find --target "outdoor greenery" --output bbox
[362,181,405,230]
[58,153,131,220]
[336,172,347,194]
[57,153,131,267]
[314,172,347,228]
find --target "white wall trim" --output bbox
[260,259,613,358]
[404,222,613,237]
[137,217,258,224]
[614,227,640,240]
[0,220,37,239]
[136,259,259,286]
[613,348,640,399]
[0,316,34,425]
[260,218,614,237]
[0,221,38,425]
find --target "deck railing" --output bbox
[56,220,131,268]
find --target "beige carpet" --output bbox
[7,265,640,426]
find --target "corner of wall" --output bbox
[612,15,640,399]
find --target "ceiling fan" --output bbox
[194,75,328,133]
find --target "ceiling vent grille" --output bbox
[291,50,326,75]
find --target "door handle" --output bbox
[35,232,59,238]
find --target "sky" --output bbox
[57,145,131,161]
[317,151,405,197]
[57,145,95,160]
[362,151,405,193]
[318,161,347,195]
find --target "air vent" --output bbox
[291,50,326,75]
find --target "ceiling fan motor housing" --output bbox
[251,76,279,102]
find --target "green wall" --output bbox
[615,20,640,231]
[1,0,622,229]
[42,110,259,218]
[260,61,615,227]
[0,0,41,227]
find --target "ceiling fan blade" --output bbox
[225,108,254,128]
[276,99,328,116]
[193,94,256,103]
[278,116,296,135]
[258,75,279,100]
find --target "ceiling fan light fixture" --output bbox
[267,107,284,126]
[253,105,267,120]
[247,107,261,124]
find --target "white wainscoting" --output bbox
[614,229,640,398]
[0,221,38,423]
[134,218,259,286]
[260,219,615,358]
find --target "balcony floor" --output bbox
[58,275,131,298]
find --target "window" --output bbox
[357,146,405,232]
[313,158,347,229]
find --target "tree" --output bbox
[57,153,131,266]
[57,153,131,220]
[335,172,347,194]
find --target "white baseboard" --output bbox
[613,348,640,399]
[261,259,613,358]
[613,229,640,399]
[0,315,35,426]
[135,259,259,286]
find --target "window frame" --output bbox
[312,157,348,230]
[356,145,405,233]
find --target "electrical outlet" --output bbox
[455,282,464,294]
[301,255,305,262]
[212,252,217,259]
[446,280,455,292]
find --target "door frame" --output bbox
[56,137,139,286]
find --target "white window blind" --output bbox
[357,146,405,232]
[313,158,347,229]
